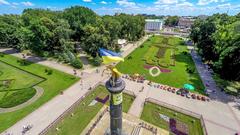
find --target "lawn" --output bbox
[0,61,44,90]
[0,53,79,132]
[116,35,205,94]
[141,102,204,135]
[46,85,134,135]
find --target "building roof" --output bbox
[145,19,164,23]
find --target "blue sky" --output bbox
[0,0,240,15]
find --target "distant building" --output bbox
[145,19,163,32]
[198,15,208,20]
[178,18,195,28]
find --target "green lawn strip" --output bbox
[116,35,205,94]
[0,88,36,108]
[141,102,204,135]
[0,61,44,91]
[46,86,134,135]
[0,54,79,132]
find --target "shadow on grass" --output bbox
[175,52,192,64]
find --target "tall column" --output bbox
[105,77,125,135]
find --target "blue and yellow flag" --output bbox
[99,48,124,64]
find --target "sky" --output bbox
[0,0,240,16]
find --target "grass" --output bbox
[141,102,204,135]
[0,54,79,132]
[46,85,134,135]
[0,61,44,90]
[0,88,36,108]
[116,35,205,94]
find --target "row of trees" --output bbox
[0,6,145,67]
[190,13,240,81]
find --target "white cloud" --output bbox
[100,1,107,4]
[176,2,193,7]
[21,1,34,6]
[0,0,10,5]
[116,0,137,8]
[197,0,218,5]
[83,0,92,2]
[155,0,178,5]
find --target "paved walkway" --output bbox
[188,46,230,102]
[128,82,149,117]
[0,86,44,113]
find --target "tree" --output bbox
[190,13,240,81]
[165,16,179,26]
[0,15,22,48]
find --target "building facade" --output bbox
[145,19,163,32]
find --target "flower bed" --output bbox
[144,65,172,73]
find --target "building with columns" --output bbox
[145,19,163,32]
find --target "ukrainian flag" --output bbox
[99,48,124,64]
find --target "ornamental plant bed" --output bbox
[156,47,167,58]
[144,65,172,73]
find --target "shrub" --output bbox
[62,53,70,63]
[93,56,102,66]
[67,51,76,62]
[71,59,83,69]
[183,51,188,55]
[186,66,195,74]
[140,45,144,48]
[127,56,133,60]
[45,69,53,75]
[0,53,4,57]
[17,59,30,66]
[42,51,50,57]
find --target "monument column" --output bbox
[105,77,125,135]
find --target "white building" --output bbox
[145,19,163,32]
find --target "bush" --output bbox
[93,56,102,66]
[127,56,133,60]
[183,51,188,55]
[62,53,71,63]
[45,69,53,75]
[140,45,144,48]
[17,59,31,66]
[0,53,4,57]
[42,51,50,57]
[186,66,195,74]
[71,59,83,69]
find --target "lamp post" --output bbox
[105,76,125,135]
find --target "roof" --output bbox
[145,19,163,23]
